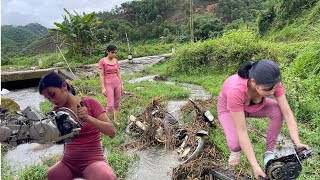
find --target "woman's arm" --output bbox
[99,69,106,95]
[231,111,266,179]
[116,66,124,90]
[276,94,301,145]
[116,71,123,85]
[76,100,116,137]
[231,111,259,167]
[85,113,116,138]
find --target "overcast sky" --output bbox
[1,0,131,28]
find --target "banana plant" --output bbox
[52,8,101,57]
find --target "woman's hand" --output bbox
[102,88,107,97]
[77,105,89,122]
[252,164,267,180]
[121,84,124,93]
[295,143,310,151]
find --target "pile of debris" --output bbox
[123,96,250,179]
[124,97,179,150]
[172,97,228,179]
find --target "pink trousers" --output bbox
[218,97,283,152]
[104,77,121,113]
[47,160,116,180]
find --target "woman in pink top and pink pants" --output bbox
[99,45,124,124]
[217,60,309,179]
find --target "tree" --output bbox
[53,8,100,57]
[193,14,224,40]
[216,0,265,22]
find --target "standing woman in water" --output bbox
[217,59,309,179]
[99,44,124,124]
[39,72,117,180]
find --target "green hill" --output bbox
[1,23,48,57]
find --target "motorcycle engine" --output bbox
[1,106,81,145]
[53,110,82,144]
[265,140,313,180]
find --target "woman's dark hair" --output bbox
[38,72,76,95]
[238,59,281,86]
[104,44,117,57]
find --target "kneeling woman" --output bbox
[39,72,117,180]
[217,60,309,179]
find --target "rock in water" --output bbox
[0,98,20,115]
[0,88,10,95]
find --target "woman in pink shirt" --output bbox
[99,45,124,124]
[217,59,309,179]
[39,72,117,180]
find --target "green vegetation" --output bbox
[216,0,266,22]
[17,164,48,180]
[258,0,318,34]
[1,23,48,57]
[52,8,100,57]
[2,0,320,179]
[107,151,139,178]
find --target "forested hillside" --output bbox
[1,23,48,57]
[1,0,266,58]
[96,0,266,43]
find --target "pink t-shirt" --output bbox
[219,74,285,113]
[98,58,119,79]
[63,97,105,162]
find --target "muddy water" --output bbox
[4,143,64,171]
[1,87,45,111]
[1,87,65,171]
[127,148,180,180]
[127,76,212,180]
